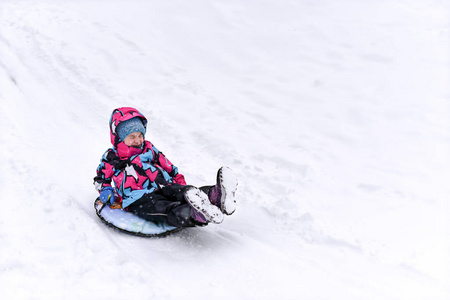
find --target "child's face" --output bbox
[124,132,144,148]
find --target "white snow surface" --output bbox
[0,0,449,299]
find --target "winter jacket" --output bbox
[94,107,186,208]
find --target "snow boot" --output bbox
[185,187,224,224]
[208,166,238,215]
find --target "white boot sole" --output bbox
[185,187,224,224]
[218,167,238,215]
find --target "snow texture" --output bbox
[0,0,449,299]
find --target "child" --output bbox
[94,107,238,227]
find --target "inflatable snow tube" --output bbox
[94,199,183,237]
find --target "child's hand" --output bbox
[173,173,186,185]
[99,187,115,204]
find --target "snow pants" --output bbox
[127,184,212,228]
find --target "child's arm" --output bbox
[93,149,117,193]
[151,143,186,185]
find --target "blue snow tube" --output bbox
[94,199,183,237]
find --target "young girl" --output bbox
[94,107,238,227]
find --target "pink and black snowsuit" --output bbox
[94,108,207,227]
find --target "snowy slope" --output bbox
[0,0,449,299]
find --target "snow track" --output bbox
[0,0,449,299]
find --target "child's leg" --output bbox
[199,167,238,215]
[183,186,224,224]
[127,189,201,227]
[155,183,192,202]
[159,184,224,224]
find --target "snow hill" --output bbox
[0,0,449,299]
